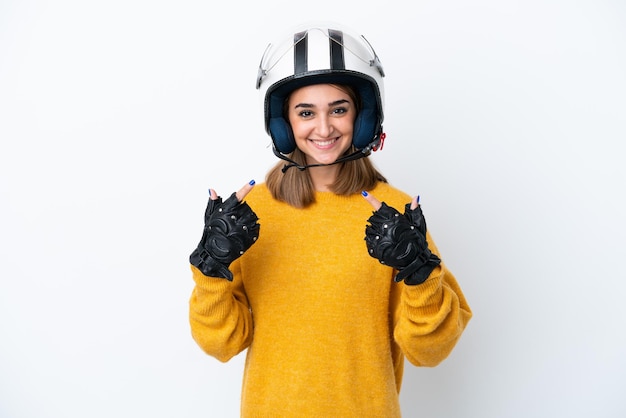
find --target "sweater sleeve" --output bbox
[393,233,472,367]
[188,262,253,362]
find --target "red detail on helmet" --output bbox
[373,132,386,151]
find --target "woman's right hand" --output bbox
[190,180,260,281]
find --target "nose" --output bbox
[315,114,333,138]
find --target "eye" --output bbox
[298,110,314,118]
[331,106,348,115]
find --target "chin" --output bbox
[309,155,342,166]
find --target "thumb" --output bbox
[235,179,256,202]
[361,190,382,211]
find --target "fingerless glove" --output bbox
[190,192,260,281]
[365,202,440,285]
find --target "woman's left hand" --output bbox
[361,191,440,285]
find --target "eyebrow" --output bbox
[294,99,351,109]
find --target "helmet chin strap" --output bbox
[274,133,385,173]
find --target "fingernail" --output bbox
[361,190,368,197]
[207,188,211,195]
[417,195,420,204]
[249,179,256,186]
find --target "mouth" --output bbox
[310,138,339,148]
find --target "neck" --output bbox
[307,163,340,192]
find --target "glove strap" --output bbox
[190,247,234,281]
[394,252,441,285]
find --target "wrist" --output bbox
[403,255,441,285]
[189,247,233,281]
[394,252,441,285]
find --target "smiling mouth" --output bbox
[310,138,338,147]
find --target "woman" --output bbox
[188,23,472,417]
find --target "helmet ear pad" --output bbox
[267,83,298,154]
[352,81,380,149]
[269,117,296,154]
[352,110,377,150]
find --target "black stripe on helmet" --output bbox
[294,31,308,75]
[328,29,345,70]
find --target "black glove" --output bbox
[365,202,440,285]
[190,192,260,281]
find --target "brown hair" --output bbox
[265,84,387,208]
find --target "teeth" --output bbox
[313,139,336,146]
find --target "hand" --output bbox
[190,181,260,281]
[362,191,440,285]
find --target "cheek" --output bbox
[287,116,303,134]
[290,122,308,141]
[339,118,355,137]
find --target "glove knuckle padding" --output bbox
[207,200,259,261]
[365,203,419,268]
[190,192,260,280]
[365,202,440,285]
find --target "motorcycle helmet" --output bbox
[256,23,385,157]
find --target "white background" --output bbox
[1,1,625,417]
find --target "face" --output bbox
[287,84,356,166]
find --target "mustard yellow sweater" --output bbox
[189,182,472,417]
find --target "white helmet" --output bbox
[256,23,385,157]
